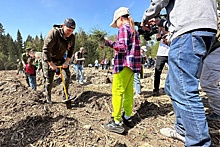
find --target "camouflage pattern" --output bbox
[17,61,23,75]
[36,58,42,70]
[21,53,32,86]
[42,59,70,100]
[21,53,31,65]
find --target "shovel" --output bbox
[57,66,72,109]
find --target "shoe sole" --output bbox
[104,124,125,134]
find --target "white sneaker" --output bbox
[79,81,83,85]
[160,127,185,143]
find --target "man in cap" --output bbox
[42,18,76,104]
[21,47,32,86]
[73,47,86,84]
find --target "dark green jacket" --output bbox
[42,27,75,62]
[21,53,31,64]
[17,61,23,69]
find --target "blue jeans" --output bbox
[134,73,141,95]
[74,64,84,82]
[28,75,36,90]
[165,31,215,147]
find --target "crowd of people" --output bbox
[16,1,220,146]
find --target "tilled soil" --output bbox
[0,67,219,147]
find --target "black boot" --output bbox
[46,96,52,104]
[152,89,159,96]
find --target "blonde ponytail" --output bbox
[121,14,137,36]
[128,16,137,36]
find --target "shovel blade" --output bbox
[65,100,72,109]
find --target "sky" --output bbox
[0,0,150,41]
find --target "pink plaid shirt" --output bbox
[106,23,141,74]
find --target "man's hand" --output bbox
[141,18,160,31]
[141,21,151,31]
[62,58,70,68]
[48,62,57,70]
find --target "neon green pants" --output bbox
[112,67,134,122]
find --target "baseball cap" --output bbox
[64,18,76,29]
[25,47,31,51]
[110,7,130,28]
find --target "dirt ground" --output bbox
[0,66,219,147]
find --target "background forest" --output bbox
[0,23,159,70]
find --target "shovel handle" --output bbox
[57,66,62,68]
[57,66,68,100]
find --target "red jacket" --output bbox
[26,64,36,75]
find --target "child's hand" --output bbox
[98,40,105,48]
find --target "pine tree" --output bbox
[0,23,5,53]
[16,30,23,57]
[39,33,44,52]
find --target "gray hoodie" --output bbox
[142,0,218,41]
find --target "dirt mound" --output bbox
[0,68,219,147]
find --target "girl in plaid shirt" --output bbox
[103,7,141,134]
